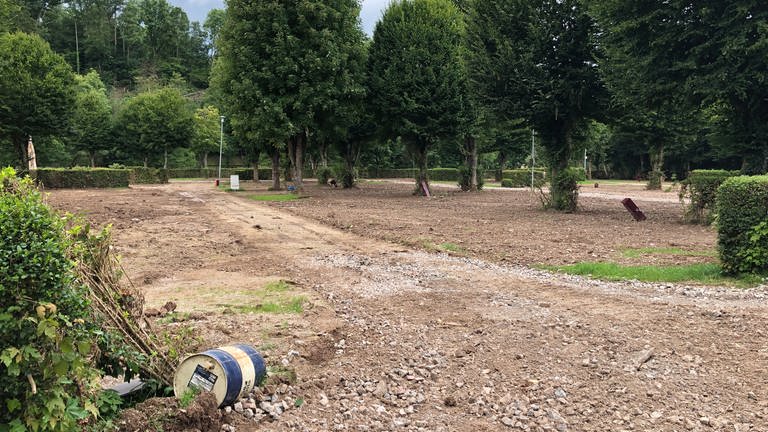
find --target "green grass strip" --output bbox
[248,194,301,202]
[621,247,716,258]
[546,262,752,285]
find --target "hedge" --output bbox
[128,166,169,184]
[502,169,547,187]
[167,167,255,181]
[716,175,768,274]
[32,168,130,188]
[679,169,740,224]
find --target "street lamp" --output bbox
[217,115,225,184]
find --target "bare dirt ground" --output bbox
[46,180,768,432]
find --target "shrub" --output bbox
[429,168,459,181]
[32,168,130,188]
[679,169,740,224]
[716,175,768,274]
[546,168,580,212]
[316,166,333,185]
[129,167,169,184]
[572,167,587,182]
[458,166,484,191]
[502,169,546,187]
[646,170,664,190]
[0,168,102,430]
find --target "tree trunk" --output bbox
[495,150,508,182]
[12,134,28,169]
[341,141,360,188]
[143,157,148,168]
[270,149,281,190]
[647,144,664,190]
[89,151,96,168]
[203,152,208,168]
[468,136,478,191]
[287,132,305,192]
[251,149,261,182]
[413,144,430,196]
[547,129,577,212]
[163,148,168,169]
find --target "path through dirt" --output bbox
[47,182,768,432]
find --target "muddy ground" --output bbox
[46,180,768,431]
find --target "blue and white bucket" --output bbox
[173,344,266,408]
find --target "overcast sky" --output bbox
[168,0,390,36]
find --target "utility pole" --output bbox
[531,129,536,191]
[218,115,225,183]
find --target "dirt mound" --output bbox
[117,392,221,432]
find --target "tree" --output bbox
[0,32,75,168]
[590,0,768,175]
[71,70,112,166]
[219,0,366,192]
[115,87,193,167]
[368,0,465,195]
[203,8,225,57]
[467,0,604,210]
[191,106,222,168]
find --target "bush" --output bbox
[502,169,546,187]
[647,170,664,190]
[129,167,169,184]
[317,166,333,185]
[680,169,740,224]
[32,168,130,188]
[0,168,102,430]
[716,175,768,274]
[547,168,580,212]
[458,166,484,191]
[572,167,587,182]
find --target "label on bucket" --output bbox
[188,365,217,392]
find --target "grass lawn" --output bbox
[621,247,717,258]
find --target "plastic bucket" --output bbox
[173,344,266,407]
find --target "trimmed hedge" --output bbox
[430,168,460,181]
[32,168,130,188]
[679,169,740,224]
[716,175,768,274]
[502,169,547,187]
[128,166,169,184]
[167,167,255,181]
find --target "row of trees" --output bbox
[1,0,216,88]
[213,0,765,209]
[0,31,223,169]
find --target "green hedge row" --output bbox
[501,169,547,187]
[32,168,130,188]
[680,169,740,224]
[167,168,255,181]
[128,166,169,184]
[716,175,768,274]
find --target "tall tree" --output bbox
[203,8,225,57]
[0,32,75,168]
[467,0,604,210]
[191,105,222,168]
[115,87,193,167]
[368,0,465,195]
[590,0,768,175]
[219,0,366,192]
[71,70,112,166]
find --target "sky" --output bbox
[168,0,390,35]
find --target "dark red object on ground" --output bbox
[621,198,647,221]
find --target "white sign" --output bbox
[230,175,240,190]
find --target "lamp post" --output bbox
[218,115,225,184]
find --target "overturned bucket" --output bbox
[173,344,266,408]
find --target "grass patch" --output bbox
[217,279,307,315]
[621,247,716,258]
[248,194,301,202]
[546,262,761,286]
[439,242,463,253]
